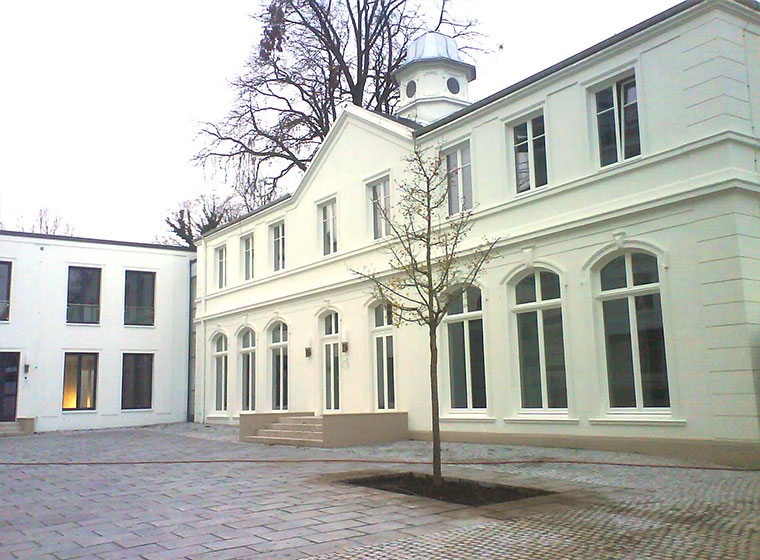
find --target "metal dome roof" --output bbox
[405,31,464,63]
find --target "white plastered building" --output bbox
[193,0,760,466]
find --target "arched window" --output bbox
[445,286,486,409]
[213,334,228,412]
[599,251,669,408]
[372,304,395,410]
[269,322,288,410]
[322,312,340,410]
[240,329,255,411]
[513,270,567,409]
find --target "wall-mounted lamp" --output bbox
[305,336,313,358]
[341,329,349,353]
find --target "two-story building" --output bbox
[0,231,195,433]
[193,0,760,466]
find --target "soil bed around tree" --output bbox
[344,472,554,506]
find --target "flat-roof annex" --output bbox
[0,230,196,253]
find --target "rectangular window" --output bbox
[370,178,391,239]
[121,353,153,409]
[513,114,547,193]
[0,261,11,321]
[242,235,254,281]
[215,246,226,289]
[272,222,285,271]
[62,353,97,410]
[595,75,640,167]
[320,200,338,256]
[124,271,155,326]
[445,143,472,214]
[66,266,101,324]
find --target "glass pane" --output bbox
[386,335,395,409]
[623,103,641,159]
[333,344,340,409]
[79,355,97,410]
[0,262,10,302]
[517,312,542,408]
[376,337,385,409]
[372,186,382,239]
[622,80,636,104]
[448,322,467,408]
[466,286,482,312]
[515,274,536,304]
[542,308,568,408]
[447,152,460,215]
[533,135,547,187]
[272,349,281,409]
[539,271,560,301]
[215,357,225,410]
[597,109,618,166]
[469,319,487,409]
[636,294,670,407]
[513,122,528,144]
[281,323,288,342]
[271,324,280,344]
[595,87,614,112]
[374,305,384,327]
[62,354,79,410]
[324,315,332,335]
[515,142,530,193]
[461,159,472,210]
[122,355,135,410]
[447,291,464,315]
[282,347,288,409]
[603,299,636,407]
[324,345,332,409]
[242,354,250,410]
[600,256,627,291]
[532,115,544,137]
[632,253,658,286]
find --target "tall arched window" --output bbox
[513,270,567,409]
[322,312,340,410]
[373,304,395,410]
[270,322,288,410]
[445,286,486,410]
[599,251,669,409]
[240,329,255,411]
[213,334,228,412]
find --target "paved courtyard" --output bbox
[0,424,758,560]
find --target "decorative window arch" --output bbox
[269,321,288,410]
[321,311,340,410]
[239,328,255,411]
[444,285,486,410]
[597,251,669,409]
[212,334,228,412]
[512,269,568,409]
[372,303,395,410]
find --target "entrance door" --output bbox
[0,353,20,422]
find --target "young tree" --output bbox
[353,146,498,485]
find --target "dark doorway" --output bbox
[0,352,20,422]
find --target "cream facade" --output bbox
[0,231,194,432]
[194,0,760,465]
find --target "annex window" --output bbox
[272,222,285,271]
[124,270,155,326]
[323,312,340,410]
[270,321,288,410]
[445,286,486,410]
[240,328,255,411]
[215,246,227,289]
[370,177,391,239]
[213,335,228,412]
[66,266,101,324]
[121,353,153,410]
[595,75,640,167]
[62,353,97,411]
[513,113,547,193]
[445,143,472,215]
[513,270,567,409]
[0,261,11,321]
[599,252,669,409]
[242,235,254,281]
[373,304,395,410]
[320,200,338,256]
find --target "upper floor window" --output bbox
[0,261,11,321]
[215,246,226,289]
[320,199,338,256]
[513,270,567,409]
[445,286,486,410]
[598,251,669,409]
[513,114,547,193]
[445,143,472,214]
[124,271,155,326]
[595,75,640,167]
[272,222,285,271]
[370,177,391,239]
[66,266,101,324]
[242,235,254,281]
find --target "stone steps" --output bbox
[246,415,324,446]
[0,422,26,437]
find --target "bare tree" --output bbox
[163,193,241,248]
[353,146,497,485]
[196,0,481,197]
[16,208,74,236]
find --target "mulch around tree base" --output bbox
[344,472,554,506]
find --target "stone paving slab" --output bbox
[0,423,758,559]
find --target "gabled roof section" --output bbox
[414,0,759,137]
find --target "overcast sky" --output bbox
[0,0,677,243]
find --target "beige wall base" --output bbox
[239,412,314,439]
[323,412,408,447]
[16,417,35,435]
[407,430,760,469]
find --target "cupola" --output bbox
[393,32,476,125]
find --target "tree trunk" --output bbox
[428,323,442,486]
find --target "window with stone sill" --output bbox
[595,75,641,167]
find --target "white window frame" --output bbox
[215,245,227,289]
[269,322,288,410]
[241,234,254,281]
[240,328,255,411]
[322,311,340,411]
[372,304,395,411]
[510,112,548,194]
[319,199,338,256]
[271,221,285,272]
[592,72,641,168]
[213,335,228,412]
[443,142,473,215]
[369,177,391,240]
